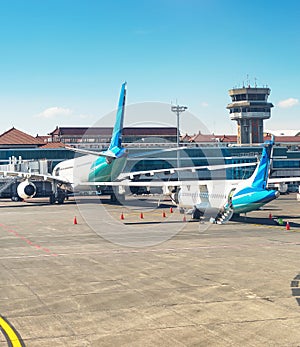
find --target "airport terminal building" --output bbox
[0,127,299,191]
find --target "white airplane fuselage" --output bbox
[52,155,98,188]
[176,180,240,210]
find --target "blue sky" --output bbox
[0,0,299,135]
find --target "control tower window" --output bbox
[247,94,266,101]
[232,94,247,101]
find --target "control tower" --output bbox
[227,86,273,144]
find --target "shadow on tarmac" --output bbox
[0,196,173,211]
[231,216,300,228]
[0,198,76,208]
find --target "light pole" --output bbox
[171,104,188,168]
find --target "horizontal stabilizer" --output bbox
[65,146,106,157]
[268,177,300,184]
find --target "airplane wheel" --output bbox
[118,194,125,204]
[110,193,117,203]
[11,195,22,202]
[232,213,240,219]
[49,194,56,204]
[192,209,201,220]
[57,195,65,204]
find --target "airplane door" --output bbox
[199,185,209,203]
[227,188,236,208]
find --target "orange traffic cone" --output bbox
[269,213,272,219]
[170,207,173,213]
[140,212,144,219]
[120,212,124,220]
[286,221,290,230]
[73,216,78,225]
[183,215,186,222]
[162,211,166,218]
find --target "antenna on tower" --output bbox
[246,74,250,87]
[254,77,257,88]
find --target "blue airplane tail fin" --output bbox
[98,82,127,160]
[108,82,126,151]
[231,136,275,201]
[230,137,278,214]
[249,137,274,189]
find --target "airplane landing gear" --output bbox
[49,187,67,204]
[192,208,202,220]
[11,195,22,202]
[49,193,56,204]
[109,192,125,204]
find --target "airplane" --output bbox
[0,82,299,224]
[98,136,284,223]
[0,82,129,204]
[121,140,300,223]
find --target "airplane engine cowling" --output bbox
[17,181,37,199]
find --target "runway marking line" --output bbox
[0,315,25,347]
[0,224,57,257]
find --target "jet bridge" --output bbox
[0,156,53,200]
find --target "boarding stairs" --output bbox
[215,204,234,225]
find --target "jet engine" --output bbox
[17,180,37,199]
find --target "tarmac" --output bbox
[0,193,300,346]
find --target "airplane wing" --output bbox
[0,170,70,184]
[76,180,182,187]
[65,145,193,158]
[65,146,120,159]
[76,162,256,186]
[65,146,105,157]
[117,162,257,180]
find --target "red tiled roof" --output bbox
[189,133,216,143]
[264,134,300,143]
[181,134,191,142]
[49,127,113,136]
[49,127,177,136]
[36,135,51,143]
[189,133,300,144]
[40,142,66,149]
[215,135,238,143]
[124,127,177,136]
[188,133,238,143]
[0,127,44,145]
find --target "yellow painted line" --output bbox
[0,316,23,347]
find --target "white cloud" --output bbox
[200,102,209,107]
[277,98,299,109]
[37,106,73,118]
